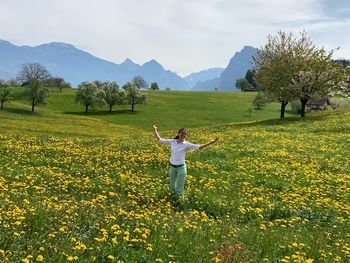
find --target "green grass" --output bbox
[1,87,350,262]
[5,87,297,132]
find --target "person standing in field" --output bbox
[152,124,219,197]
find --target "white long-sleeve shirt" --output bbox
[159,138,200,165]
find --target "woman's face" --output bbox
[178,130,187,140]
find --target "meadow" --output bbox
[0,88,350,262]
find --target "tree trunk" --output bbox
[85,104,89,113]
[280,100,288,119]
[131,97,135,111]
[300,98,309,118]
[109,105,112,112]
[31,99,35,112]
[1,101,4,110]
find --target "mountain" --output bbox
[0,39,259,91]
[192,46,258,91]
[192,77,220,91]
[219,46,257,91]
[0,40,188,89]
[120,58,140,71]
[136,60,189,90]
[184,67,224,88]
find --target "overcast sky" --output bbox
[1,0,349,76]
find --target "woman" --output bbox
[153,124,219,197]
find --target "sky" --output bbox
[0,0,349,77]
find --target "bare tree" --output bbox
[45,77,71,92]
[17,63,51,84]
[131,75,148,90]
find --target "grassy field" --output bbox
[4,87,297,132]
[1,88,350,262]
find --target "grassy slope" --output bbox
[1,88,350,262]
[4,87,296,132]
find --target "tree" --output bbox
[254,31,344,118]
[0,84,11,110]
[343,66,350,98]
[286,39,343,117]
[60,82,72,92]
[26,79,49,112]
[288,62,343,117]
[17,63,51,84]
[245,69,258,90]
[254,31,297,118]
[123,82,147,111]
[333,59,350,68]
[75,82,105,113]
[235,78,253,92]
[253,91,269,109]
[150,82,159,90]
[132,75,148,90]
[45,77,71,92]
[7,78,19,87]
[102,81,126,112]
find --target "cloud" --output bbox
[0,0,348,76]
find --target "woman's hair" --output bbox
[173,128,187,139]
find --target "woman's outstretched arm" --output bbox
[199,137,219,150]
[152,124,161,140]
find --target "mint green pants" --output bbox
[169,165,187,196]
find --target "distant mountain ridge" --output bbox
[192,77,220,91]
[184,68,224,88]
[0,40,189,89]
[0,39,258,91]
[192,46,258,91]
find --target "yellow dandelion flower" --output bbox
[146,244,153,251]
[67,256,77,261]
[36,255,44,261]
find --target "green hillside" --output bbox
[3,88,296,132]
[1,89,350,262]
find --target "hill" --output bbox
[1,88,294,133]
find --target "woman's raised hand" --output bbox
[152,124,158,130]
[211,137,219,143]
